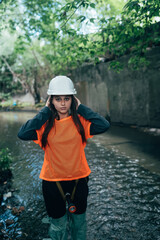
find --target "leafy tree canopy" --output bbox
[0,0,159,102]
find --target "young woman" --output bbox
[18,76,110,240]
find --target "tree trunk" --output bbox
[33,68,41,104]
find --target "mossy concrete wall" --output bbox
[71,47,160,127]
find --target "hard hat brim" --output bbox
[47,90,77,95]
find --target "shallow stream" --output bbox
[0,111,160,240]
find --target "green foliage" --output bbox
[0,92,11,100]
[0,0,160,98]
[0,148,12,172]
[35,102,45,108]
[128,56,150,70]
[109,61,123,73]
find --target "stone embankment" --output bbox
[70,47,160,128]
[3,47,160,128]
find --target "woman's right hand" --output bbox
[45,96,51,108]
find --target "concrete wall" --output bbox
[71,47,160,127]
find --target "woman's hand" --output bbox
[74,96,81,109]
[45,96,51,108]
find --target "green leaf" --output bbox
[77,15,86,22]
[90,3,95,8]
[90,18,95,23]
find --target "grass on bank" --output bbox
[0,99,45,110]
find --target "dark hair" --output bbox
[41,95,86,148]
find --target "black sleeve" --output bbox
[77,104,110,135]
[17,106,52,141]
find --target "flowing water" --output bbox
[0,111,160,240]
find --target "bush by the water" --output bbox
[0,148,12,203]
[0,148,12,172]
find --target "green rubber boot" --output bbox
[48,214,68,240]
[70,213,87,240]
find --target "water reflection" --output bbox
[87,142,160,240]
[0,111,160,240]
[92,125,160,175]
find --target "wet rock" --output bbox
[12,206,25,215]
[0,169,12,184]
[6,205,12,209]
[12,207,19,215]
[5,219,15,226]
[0,222,4,227]
[19,206,25,212]
[0,170,13,207]
[28,207,33,212]
[3,192,12,199]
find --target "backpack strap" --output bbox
[56,179,79,202]
[56,181,66,201]
[71,179,79,201]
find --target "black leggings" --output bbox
[42,177,89,219]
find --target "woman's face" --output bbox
[52,95,72,118]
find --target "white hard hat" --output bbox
[47,76,77,95]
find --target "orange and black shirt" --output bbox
[18,104,110,181]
